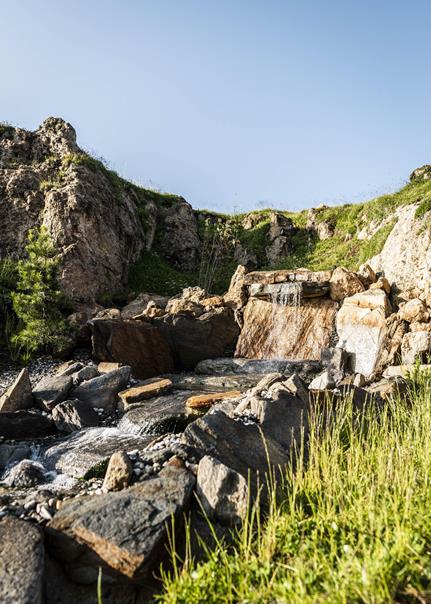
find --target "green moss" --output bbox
[415,197,431,219]
[83,458,109,480]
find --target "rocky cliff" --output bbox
[1,117,430,305]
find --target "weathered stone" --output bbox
[0,517,44,604]
[0,368,33,413]
[370,276,391,295]
[46,466,195,582]
[321,346,349,383]
[158,200,201,271]
[223,264,249,310]
[91,319,174,379]
[410,321,431,332]
[186,390,242,410]
[366,377,407,400]
[118,392,199,435]
[282,373,309,404]
[154,307,240,370]
[306,206,335,240]
[336,289,390,376]
[118,379,173,409]
[197,455,248,525]
[0,411,55,439]
[71,366,130,411]
[401,331,431,364]
[102,451,133,492]
[56,361,84,376]
[3,459,46,488]
[236,297,337,361]
[42,427,154,478]
[167,372,263,392]
[398,298,429,323]
[33,373,73,411]
[357,263,377,286]
[329,267,364,301]
[410,164,431,182]
[52,399,99,433]
[265,212,297,265]
[244,269,332,285]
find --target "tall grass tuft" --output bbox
[157,370,431,603]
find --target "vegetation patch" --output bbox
[128,251,199,297]
[158,370,431,604]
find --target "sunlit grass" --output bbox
[157,369,431,603]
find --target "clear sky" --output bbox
[1,0,431,213]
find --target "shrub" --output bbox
[11,227,73,360]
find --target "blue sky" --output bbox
[1,0,430,213]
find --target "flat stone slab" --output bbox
[186,391,242,410]
[118,378,173,408]
[33,373,73,411]
[249,281,329,300]
[46,465,195,582]
[244,269,332,286]
[42,427,155,478]
[0,516,44,603]
[166,372,263,392]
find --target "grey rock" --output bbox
[70,366,131,411]
[0,369,33,413]
[52,399,99,433]
[56,361,84,376]
[0,517,44,603]
[46,465,195,582]
[282,373,309,404]
[401,331,431,364]
[166,372,262,392]
[0,411,55,439]
[118,391,199,436]
[321,347,349,383]
[33,373,73,411]
[42,427,155,478]
[197,455,248,525]
[309,370,334,391]
[3,459,46,487]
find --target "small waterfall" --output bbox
[267,282,302,359]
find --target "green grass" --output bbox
[0,121,14,137]
[158,369,431,603]
[128,251,199,297]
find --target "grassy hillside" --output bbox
[129,178,431,296]
[157,369,431,603]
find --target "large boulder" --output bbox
[235,297,337,361]
[46,465,195,583]
[0,517,44,604]
[336,289,390,376]
[32,373,73,411]
[158,200,201,271]
[0,368,33,413]
[223,265,249,310]
[91,319,174,379]
[265,212,297,265]
[52,399,100,433]
[154,307,240,370]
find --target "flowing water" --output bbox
[267,282,302,358]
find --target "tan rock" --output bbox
[186,390,242,410]
[398,298,429,323]
[357,263,377,286]
[201,296,225,309]
[118,379,173,408]
[166,298,204,316]
[329,267,364,301]
[0,369,33,413]
[235,297,337,361]
[224,265,248,310]
[103,451,133,492]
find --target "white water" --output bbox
[267,282,302,359]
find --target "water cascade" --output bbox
[267,282,303,359]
